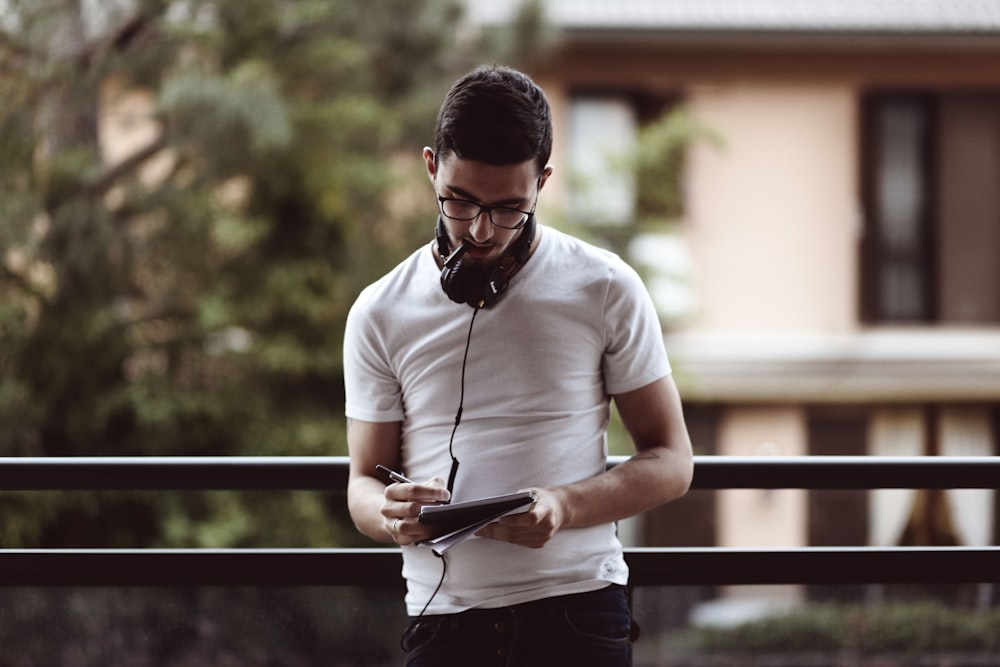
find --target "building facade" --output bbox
[467,0,1000,559]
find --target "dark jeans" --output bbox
[401,584,633,667]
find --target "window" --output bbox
[568,96,637,226]
[566,90,677,227]
[861,91,1000,324]
[565,90,694,321]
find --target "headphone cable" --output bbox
[413,305,480,623]
[445,304,479,495]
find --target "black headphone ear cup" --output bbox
[480,267,507,308]
[440,243,465,303]
[435,216,450,258]
[440,255,508,308]
[512,213,536,265]
[440,260,462,301]
[436,214,533,308]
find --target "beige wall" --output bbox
[683,81,858,334]
[717,406,808,548]
[540,65,862,335]
[715,404,809,598]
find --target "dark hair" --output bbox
[434,65,553,173]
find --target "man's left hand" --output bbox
[475,487,565,549]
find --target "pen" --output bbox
[376,464,416,485]
[376,465,450,505]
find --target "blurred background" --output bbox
[2,0,999,664]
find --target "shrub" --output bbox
[675,601,1000,657]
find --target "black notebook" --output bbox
[417,490,538,554]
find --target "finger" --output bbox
[496,512,536,527]
[475,523,500,541]
[386,516,401,544]
[386,482,450,504]
[477,521,519,541]
[392,516,421,545]
[382,500,423,522]
[477,523,548,549]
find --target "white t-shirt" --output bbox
[344,225,671,615]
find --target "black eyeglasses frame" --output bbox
[436,196,536,230]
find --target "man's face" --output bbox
[424,148,551,266]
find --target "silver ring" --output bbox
[393,518,402,535]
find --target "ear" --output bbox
[423,147,437,182]
[538,164,554,191]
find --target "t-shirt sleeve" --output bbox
[343,290,406,422]
[601,261,671,396]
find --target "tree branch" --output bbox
[0,260,50,305]
[85,132,170,197]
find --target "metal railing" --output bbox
[1,456,998,587]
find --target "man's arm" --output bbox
[346,418,450,545]
[477,375,693,548]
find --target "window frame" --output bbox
[859,91,940,324]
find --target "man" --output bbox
[344,65,692,666]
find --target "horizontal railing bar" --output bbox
[0,547,997,587]
[624,546,1000,586]
[0,457,349,491]
[687,455,1000,489]
[0,456,997,491]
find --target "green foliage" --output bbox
[683,605,847,654]
[0,0,550,551]
[674,601,1000,657]
[633,108,721,227]
[563,106,717,260]
[0,586,409,666]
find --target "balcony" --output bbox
[1,455,998,665]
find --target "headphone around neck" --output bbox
[435,214,536,309]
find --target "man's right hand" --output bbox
[381,476,450,545]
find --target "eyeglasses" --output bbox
[437,196,535,230]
